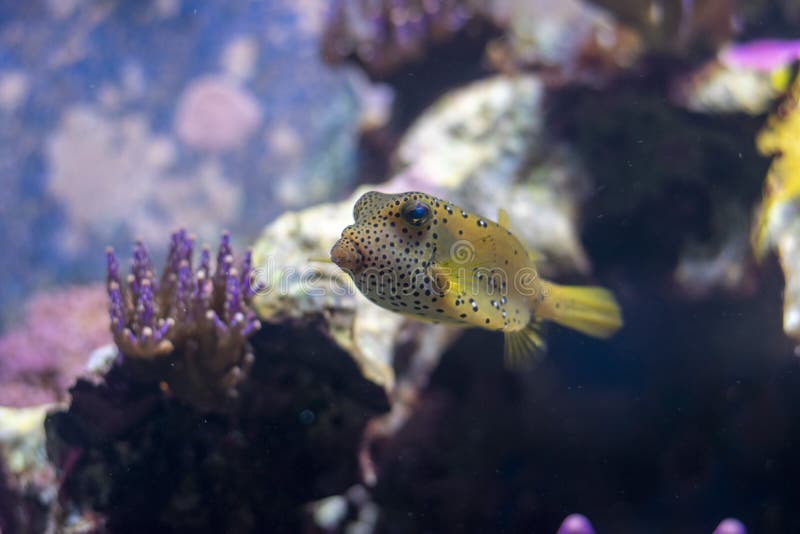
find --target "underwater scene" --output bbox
[2,1,800,533]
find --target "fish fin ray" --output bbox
[495,207,540,263]
[540,284,623,339]
[503,319,546,370]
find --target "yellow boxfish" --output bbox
[330,191,623,366]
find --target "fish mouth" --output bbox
[330,235,364,273]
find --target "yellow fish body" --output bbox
[330,191,623,366]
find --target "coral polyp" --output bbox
[556,513,595,534]
[105,229,260,410]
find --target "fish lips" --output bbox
[330,235,364,274]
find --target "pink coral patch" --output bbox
[174,76,263,152]
[0,284,110,406]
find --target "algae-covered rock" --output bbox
[251,198,405,389]
[391,75,592,272]
[489,0,642,83]
[671,40,799,115]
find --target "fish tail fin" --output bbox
[503,319,546,370]
[538,282,623,339]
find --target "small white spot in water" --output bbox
[785,308,800,333]
[86,343,118,375]
[313,496,348,530]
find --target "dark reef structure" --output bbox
[0,460,46,534]
[367,279,791,533]
[45,321,389,532]
[545,70,769,293]
[44,230,390,532]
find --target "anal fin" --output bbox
[503,319,546,370]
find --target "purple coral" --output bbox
[105,229,260,410]
[556,514,595,534]
[712,518,747,534]
[720,39,800,73]
[106,242,173,358]
[550,515,747,533]
[321,0,478,77]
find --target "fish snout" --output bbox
[331,236,363,273]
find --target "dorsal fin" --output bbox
[497,207,511,229]
[497,207,540,263]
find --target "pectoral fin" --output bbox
[429,263,456,296]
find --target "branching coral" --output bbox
[321,0,641,83]
[321,0,492,77]
[105,229,260,411]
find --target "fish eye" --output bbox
[401,200,431,226]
